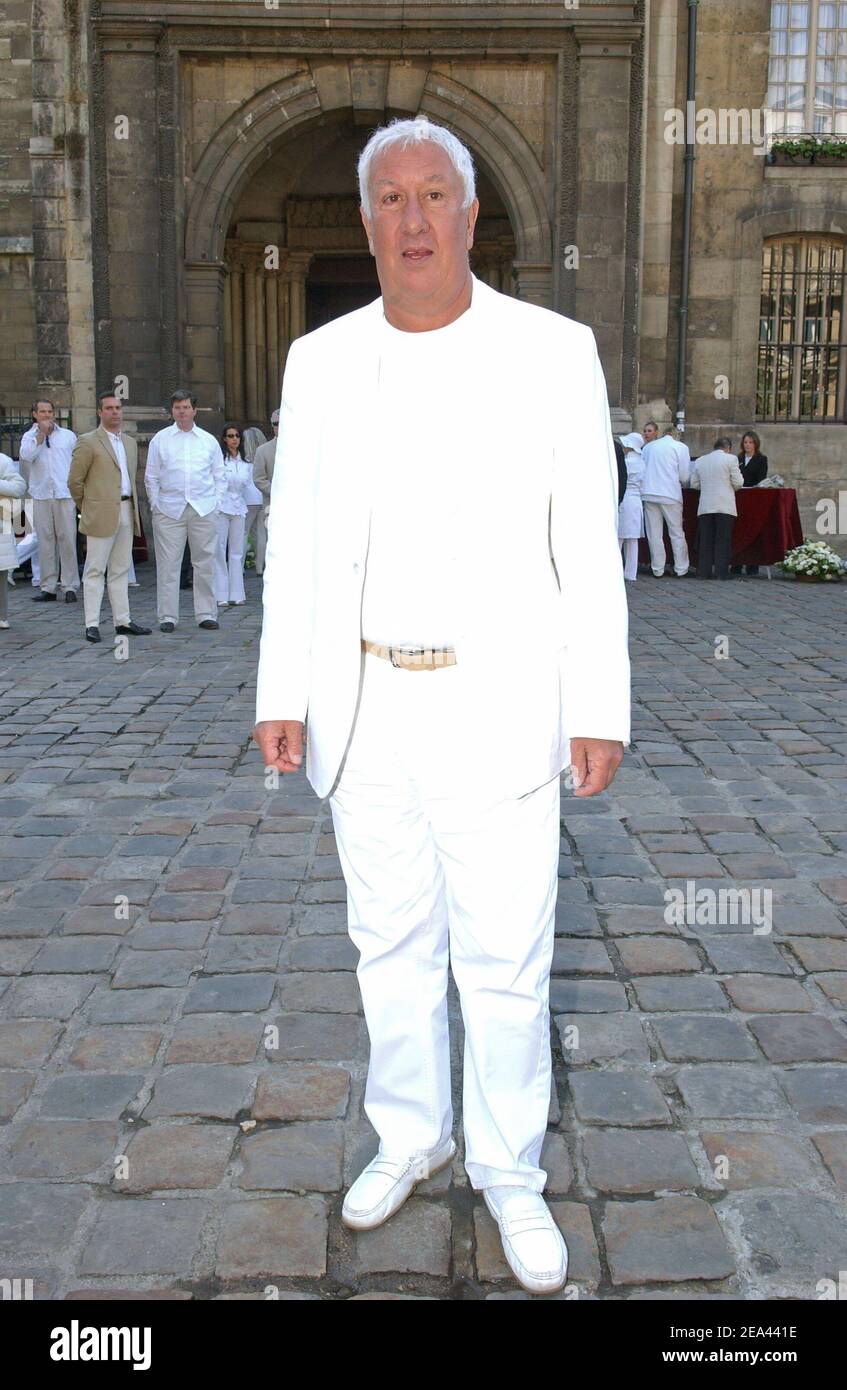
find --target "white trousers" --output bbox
[151,504,218,625]
[643,498,690,576]
[621,537,638,581]
[244,503,266,575]
[32,497,78,593]
[328,649,561,1192]
[16,530,40,583]
[215,512,246,603]
[82,500,134,628]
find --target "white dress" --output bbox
[618,453,645,540]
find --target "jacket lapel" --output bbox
[97,425,120,468]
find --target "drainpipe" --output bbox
[676,0,699,435]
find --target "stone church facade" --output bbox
[2,1,846,544]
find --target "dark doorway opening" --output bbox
[306,255,380,331]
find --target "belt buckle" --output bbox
[390,646,425,668]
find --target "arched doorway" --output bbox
[221,114,517,425]
[184,63,553,425]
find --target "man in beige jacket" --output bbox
[251,409,279,521]
[68,391,152,643]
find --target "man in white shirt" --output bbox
[68,392,151,643]
[144,389,225,632]
[641,428,692,577]
[18,398,80,603]
[253,117,630,1295]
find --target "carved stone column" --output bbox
[286,252,314,346]
[243,257,259,423]
[184,261,226,421]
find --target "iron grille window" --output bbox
[757,234,847,420]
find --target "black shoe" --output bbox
[85,626,101,643]
[198,619,219,630]
[65,590,78,603]
[159,621,176,633]
[32,591,57,602]
[115,621,152,636]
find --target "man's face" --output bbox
[172,398,197,429]
[98,397,123,431]
[643,423,658,443]
[360,140,479,317]
[34,402,55,433]
[270,415,279,435]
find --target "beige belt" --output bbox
[362,638,457,671]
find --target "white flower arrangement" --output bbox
[780,540,847,580]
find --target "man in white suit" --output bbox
[253,116,630,1295]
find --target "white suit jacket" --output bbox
[255,274,631,800]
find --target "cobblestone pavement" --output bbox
[1,567,846,1301]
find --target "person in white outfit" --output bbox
[18,399,80,603]
[252,117,630,1296]
[144,390,225,632]
[0,453,27,629]
[240,425,268,577]
[617,432,645,582]
[641,428,691,577]
[689,436,745,580]
[215,423,251,605]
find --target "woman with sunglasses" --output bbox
[216,423,251,606]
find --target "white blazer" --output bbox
[255,274,631,800]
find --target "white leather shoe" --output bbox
[484,1185,569,1294]
[342,1136,456,1231]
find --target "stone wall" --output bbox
[0,0,37,409]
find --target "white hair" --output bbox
[357,116,476,220]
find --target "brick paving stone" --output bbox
[784,938,847,971]
[549,979,629,1013]
[747,1014,847,1062]
[555,1012,650,1064]
[268,1012,367,1061]
[39,1073,145,1118]
[288,936,358,971]
[219,905,293,934]
[699,1131,826,1189]
[215,1196,327,1278]
[112,949,202,989]
[88,988,179,1024]
[238,1122,345,1191]
[0,1068,37,1119]
[149,892,224,921]
[603,1196,736,1284]
[3,974,97,1017]
[351,1204,452,1276]
[277,971,361,1013]
[732,1192,847,1281]
[183,973,276,1013]
[166,1015,263,1064]
[810,1133,847,1190]
[724,975,814,1013]
[80,1198,208,1276]
[205,938,283,973]
[0,1019,63,1066]
[583,1128,700,1193]
[700,938,792,975]
[632,977,729,1012]
[675,1066,790,1119]
[0,1183,90,1258]
[67,1027,161,1071]
[569,1071,672,1126]
[653,1016,758,1062]
[616,937,701,974]
[144,1065,256,1119]
[30,938,120,973]
[8,1119,118,1177]
[253,1065,351,1121]
[117,1124,237,1191]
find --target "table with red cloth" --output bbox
[637,487,803,568]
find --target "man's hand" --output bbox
[569,737,624,797]
[253,719,304,774]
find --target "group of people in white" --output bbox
[615,424,769,582]
[0,390,280,638]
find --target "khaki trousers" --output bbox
[82,500,134,628]
[32,497,79,593]
[151,504,218,625]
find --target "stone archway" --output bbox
[182,61,553,415]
